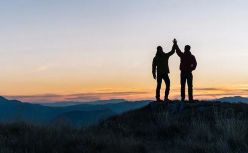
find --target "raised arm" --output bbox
[152,57,157,79]
[175,44,183,57]
[167,44,176,56]
[173,39,183,57]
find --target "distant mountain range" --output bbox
[0,96,150,126]
[1,96,247,127]
[41,96,248,107]
[214,96,248,103]
[39,99,127,107]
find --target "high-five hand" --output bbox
[173,38,177,44]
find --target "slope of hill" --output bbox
[1,101,248,153]
[0,96,57,123]
[83,101,248,153]
[52,109,114,127]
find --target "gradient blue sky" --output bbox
[0,0,247,102]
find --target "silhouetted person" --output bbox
[174,39,197,101]
[152,43,176,102]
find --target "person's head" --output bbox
[157,46,163,52]
[156,46,163,56]
[184,45,191,54]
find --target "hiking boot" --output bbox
[156,98,163,102]
[164,98,171,103]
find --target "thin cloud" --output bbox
[5,91,149,103]
[34,64,60,72]
[4,88,247,103]
[194,88,224,91]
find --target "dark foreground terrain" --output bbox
[1,101,248,153]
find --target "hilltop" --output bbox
[83,101,248,153]
[1,100,248,153]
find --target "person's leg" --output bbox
[187,72,193,101]
[163,74,170,101]
[156,75,162,101]
[181,72,186,101]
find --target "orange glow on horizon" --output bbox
[4,85,247,103]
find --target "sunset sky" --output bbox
[0,0,247,102]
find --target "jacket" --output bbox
[176,50,197,72]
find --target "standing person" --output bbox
[174,39,197,101]
[152,41,176,102]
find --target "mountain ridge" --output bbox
[214,96,248,103]
[0,96,149,126]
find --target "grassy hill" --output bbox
[1,101,248,153]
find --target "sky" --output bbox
[0,0,247,102]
